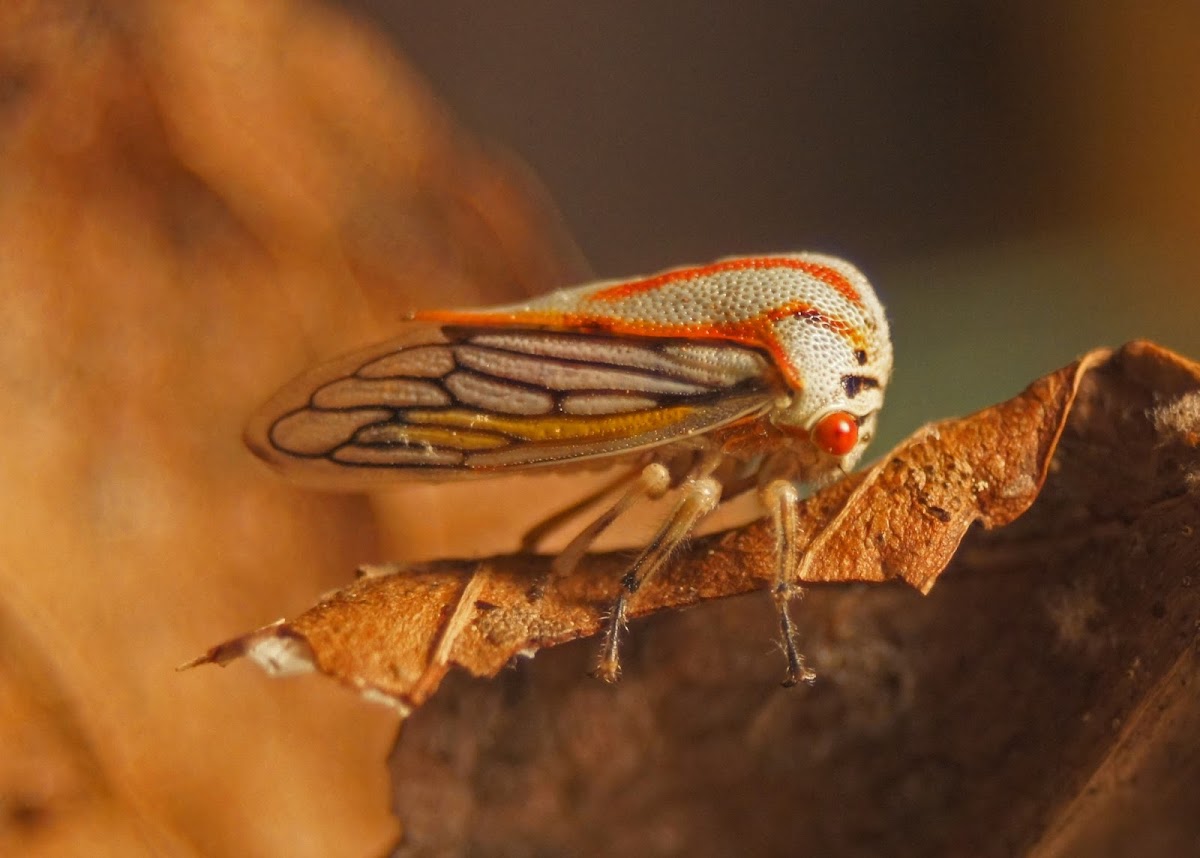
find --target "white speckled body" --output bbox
[415,252,892,473]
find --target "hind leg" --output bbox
[519,469,642,553]
[526,463,671,599]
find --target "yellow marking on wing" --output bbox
[405,405,697,443]
[356,423,511,450]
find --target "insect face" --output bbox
[758,264,891,478]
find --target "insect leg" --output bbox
[524,463,671,601]
[519,468,644,553]
[762,479,816,687]
[551,462,672,577]
[594,474,722,683]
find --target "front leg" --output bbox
[761,478,816,687]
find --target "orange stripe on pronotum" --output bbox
[247,253,893,685]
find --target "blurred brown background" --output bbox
[1,2,1197,855]
[355,0,1200,447]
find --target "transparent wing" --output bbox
[246,325,779,486]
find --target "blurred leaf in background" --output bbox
[0,1,580,854]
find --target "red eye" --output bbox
[811,411,859,457]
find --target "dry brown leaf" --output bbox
[385,340,1197,856]
[192,341,1194,720]
[394,338,1200,856]
[191,340,1200,854]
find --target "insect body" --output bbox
[247,253,892,684]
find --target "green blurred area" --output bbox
[879,235,1200,447]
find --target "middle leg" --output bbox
[593,474,722,682]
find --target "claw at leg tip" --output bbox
[781,663,817,687]
[593,659,621,684]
